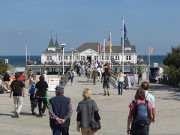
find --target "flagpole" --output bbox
[122,17,124,73]
[109,31,111,69]
[26,45,27,66]
[149,45,150,67]
[99,42,101,62]
[104,38,105,64]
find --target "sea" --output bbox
[0,55,166,67]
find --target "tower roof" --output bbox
[48,38,55,48]
[55,34,60,48]
[125,38,131,47]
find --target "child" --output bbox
[29,83,37,115]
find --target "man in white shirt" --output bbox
[141,82,155,122]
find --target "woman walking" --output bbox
[76,88,102,135]
[34,75,48,116]
[117,70,124,95]
[127,88,153,135]
[28,69,34,88]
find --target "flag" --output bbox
[99,44,101,55]
[108,34,113,53]
[124,24,127,50]
[110,42,112,53]
[103,39,106,53]
[150,46,153,55]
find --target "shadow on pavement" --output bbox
[149,83,180,101]
[20,112,32,116]
[0,113,16,118]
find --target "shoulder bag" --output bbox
[90,100,101,131]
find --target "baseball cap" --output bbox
[55,85,64,91]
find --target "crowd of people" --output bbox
[0,62,156,135]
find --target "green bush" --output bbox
[0,59,8,75]
[163,45,180,87]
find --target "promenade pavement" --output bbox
[0,75,180,135]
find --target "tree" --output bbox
[0,59,8,75]
[163,45,180,69]
[163,45,180,86]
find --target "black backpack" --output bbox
[12,80,22,94]
[104,73,109,82]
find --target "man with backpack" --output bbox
[141,82,156,122]
[127,88,153,135]
[101,68,111,96]
[9,73,25,118]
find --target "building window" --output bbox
[102,56,104,60]
[47,56,52,61]
[129,56,131,60]
[83,56,85,60]
[115,56,117,60]
[126,56,128,60]
[64,56,68,60]
[117,56,119,60]
[107,56,109,60]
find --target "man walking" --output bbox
[141,82,156,122]
[9,73,25,118]
[137,66,143,85]
[49,85,72,135]
[101,68,111,96]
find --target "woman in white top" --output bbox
[117,70,124,95]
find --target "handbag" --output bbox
[89,100,101,131]
[90,120,101,131]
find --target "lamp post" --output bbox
[71,48,74,67]
[61,43,66,75]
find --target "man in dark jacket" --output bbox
[49,85,72,135]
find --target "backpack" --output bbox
[132,100,149,126]
[12,80,22,94]
[103,73,109,82]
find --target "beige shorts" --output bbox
[81,126,97,135]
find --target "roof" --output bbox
[43,48,61,53]
[125,38,131,47]
[48,38,55,48]
[76,42,100,52]
[43,42,137,54]
[43,48,71,54]
[76,42,136,53]
[55,39,60,48]
[104,45,137,53]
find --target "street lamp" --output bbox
[61,43,66,75]
[71,48,74,67]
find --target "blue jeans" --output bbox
[118,81,123,95]
[52,126,69,135]
[68,75,74,84]
[71,75,74,84]
[131,124,149,135]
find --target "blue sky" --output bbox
[0,0,180,55]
